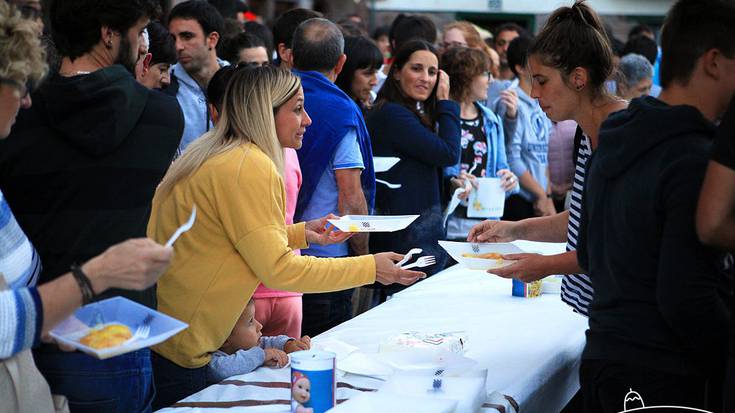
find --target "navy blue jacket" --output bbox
[367,100,461,279]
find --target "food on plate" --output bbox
[348,224,360,232]
[80,324,132,349]
[461,252,503,260]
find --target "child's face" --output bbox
[223,302,262,353]
[292,377,311,403]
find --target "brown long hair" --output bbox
[375,39,440,130]
[529,0,613,98]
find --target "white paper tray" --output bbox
[49,296,187,359]
[373,157,400,173]
[439,240,523,270]
[327,215,419,233]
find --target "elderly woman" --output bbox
[616,53,654,100]
[0,4,173,411]
[147,66,424,409]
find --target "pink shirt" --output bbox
[253,149,303,298]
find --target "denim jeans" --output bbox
[151,351,207,411]
[33,346,153,413]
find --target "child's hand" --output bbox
[263,348,289,368]
[284,336,311,353]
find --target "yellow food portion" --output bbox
[462,252,503,260]
[348,224,360,232]
[80,324,132,349]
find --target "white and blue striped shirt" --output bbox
[560,135,595,316]
[0,190,43,358]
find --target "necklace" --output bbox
[59,70,91,77]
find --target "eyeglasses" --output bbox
[0,77,31,98]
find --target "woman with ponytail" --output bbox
[147,67,425,408]
[468,0,626,316]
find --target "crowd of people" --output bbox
[0,0,734,412]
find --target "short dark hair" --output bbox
[529,0,614,98]
[494,22,525,40]
[507,36,533,77]
[335,35,383,100]
[218,32,267,65]
[272,8,321,49]
[372,25,390,41]
[244,21,274,61]
[389,14,437,54]
[168,0,223,37]
[441,47,490,102]
[376,40,440,130]
[207,65,238,113]
[623,35,658,65]
[50,0,159,59]
[147,20,176,65]
[659,0,735,88]
[628,24,654,40]
[292,18,344,73]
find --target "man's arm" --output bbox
[697,160,735,250]
[336,168,369,255]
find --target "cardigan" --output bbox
[148,143,376,368]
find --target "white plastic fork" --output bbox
[127,314,154,344]
[400,255,436,270]
[395,248,422,267]
[165,205,197,247]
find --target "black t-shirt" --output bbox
[459,106,488,177]
[713,98,735,170]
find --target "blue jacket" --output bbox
[172,59,229,153]
[367,100,461,279]
[293,70,376,221]
[494,86,551,202]
[444,102,518,197]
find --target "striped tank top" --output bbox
[560,131,594,316]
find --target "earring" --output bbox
[576,84,585,91]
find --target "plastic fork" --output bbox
[395,248,423,267]
[165,205,197,247]
[127,314,154,344]
[400,256,436,270]
[376,179,402,189]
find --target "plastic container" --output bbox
[327,215,419,233]
[49,296,187,359]
[291,350,336,413]
[438,240,523,270]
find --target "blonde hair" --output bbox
[443,21,494,61]
[157,66,301,197]
[0,2,47,85]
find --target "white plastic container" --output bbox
[49,296,187,359]
[373,157,401,173]
[439,240,524,270]
[291,350,337,413]
[327,215,419,233]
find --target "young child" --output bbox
[207,299,311,383]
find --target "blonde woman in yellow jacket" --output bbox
[147,66,425,408]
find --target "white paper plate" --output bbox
[439,240,524,270]
[50,296,188,359]
[327,215,419,233]
[373,157,400,173]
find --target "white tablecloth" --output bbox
[159,241,588,413]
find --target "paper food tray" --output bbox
[373,157,401,173]
[327,215,419,232]
[439,240,523,270]
[49,296,187,360]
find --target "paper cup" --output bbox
[291,350,336,413]
[467,177,506,218]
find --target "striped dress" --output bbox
[560,133,595,316]
[0,190,43,358]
